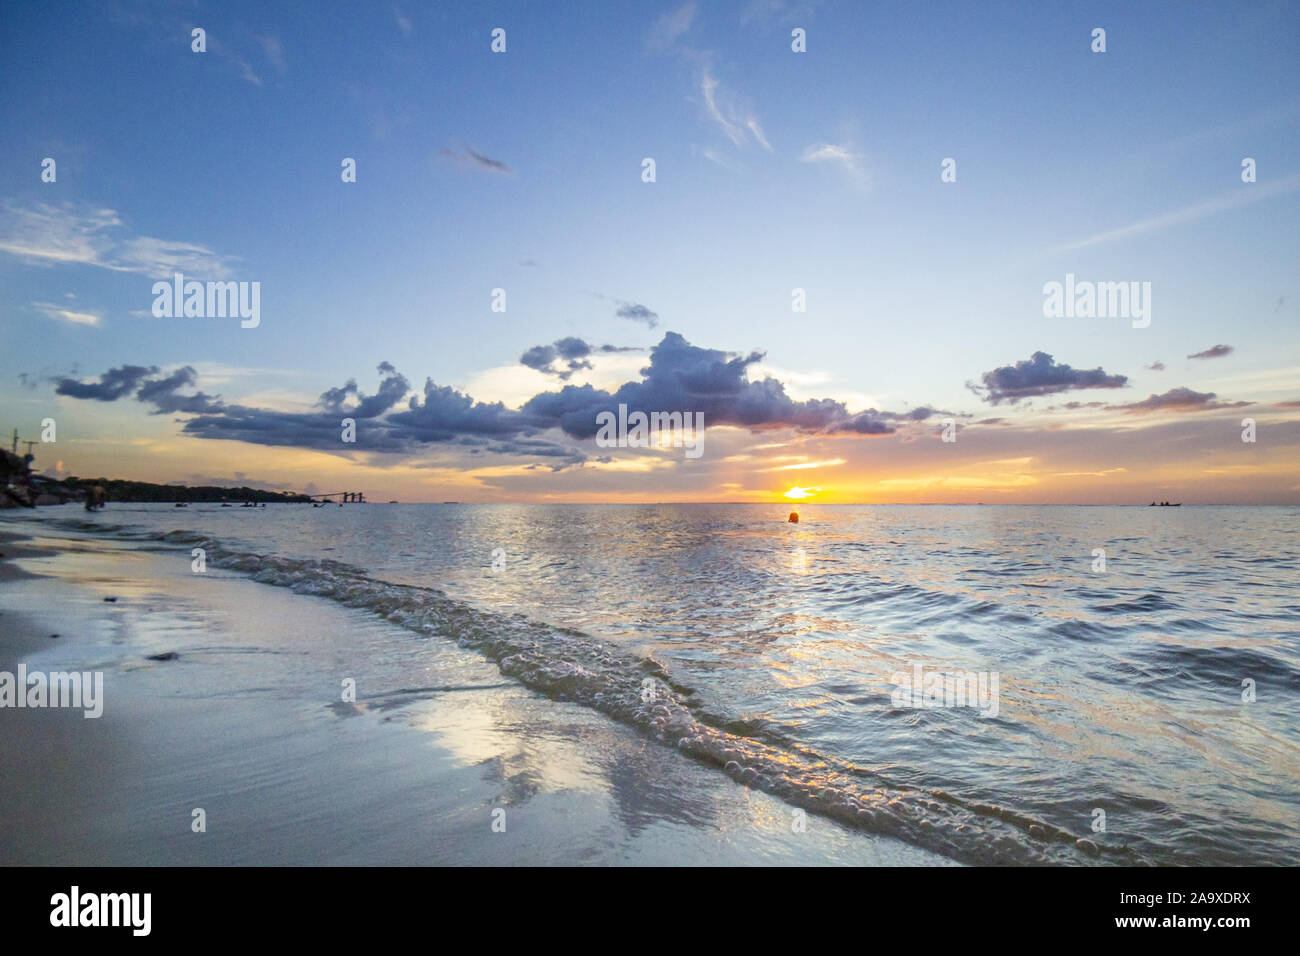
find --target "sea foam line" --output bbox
[52,517,1141,865]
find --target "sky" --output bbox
[2,0,1298,503]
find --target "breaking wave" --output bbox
[94,522,1136,865]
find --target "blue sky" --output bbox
[2,0,1298,502]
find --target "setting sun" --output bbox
[783,486,822,500]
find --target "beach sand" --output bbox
[0,526,952,865]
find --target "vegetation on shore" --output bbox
[3,451,311,506]
[55,477,312,504]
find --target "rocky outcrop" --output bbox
[1,450,35,508]
[1,451,82,508]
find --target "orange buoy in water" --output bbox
[788,512,799,523]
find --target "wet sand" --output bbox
[0,526,952,865]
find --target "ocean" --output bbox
[8,502,1298,865]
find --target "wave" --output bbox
[46,517,1144,866]
[1091,592,1179,613]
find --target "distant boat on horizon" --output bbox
[1149,501,1182,506]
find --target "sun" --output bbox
[783,486,821,500]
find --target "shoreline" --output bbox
[0,524,953,866]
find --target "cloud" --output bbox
[254,35,286,74]
[1106,387,1250,415]
[554,337,591,361]
[127,363,580,462]
[646,2,696,52]
[800,142,869,189]
[800,143,852,164]
[135,366,226,414]
[741,0,822,26]
[701,148,737,171]
[318,363,411,418]
[52,333,946,464]
[832,414,895,435]
[828,404,961,436]
[0,203,118,266]
[592,293,660,328]
[54,363,225,414]
[1187,344,1234,360]
[616,302,659,328]
[33,301,101,326]
[515,332,873,439]
[520,338,595,380]
[394,6,413,37]
[520,345,558,373]
[763,458,846,472]
[972,352,1129,405]
[106,4,272,89]
[203,34,265,87]
[699,66,771,150]
[232,59,262,87]
[114,236,238,276]
[54,365,158,401]
[1060,172,1300,251]
[0,202,235,278]
[1146,361,1165,371]
[439,146,513,175]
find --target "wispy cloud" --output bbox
[592,293,660,328]
[1107,387,1250,415]
[646,2,696,52]
[616,303,659,328]
[33,301,101,326]
[701,147,738,171]
[393,6,413,38]
[108,4,272,88]
[0,202,236,278]
[1187,344,1234,360]
[254,35,286,74]
[1061,172,1300,251]
[231,59,261,85]
[763,458,846,471]
[439,146,514,175]
[204,33,265,87]
[800,142,869,189]
[741,0,822,27]
[699,66,772,150]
